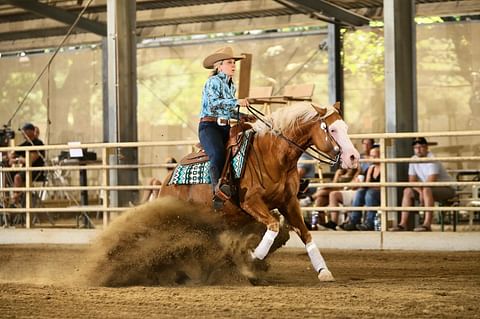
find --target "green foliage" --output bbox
[415,16,444,24]
[0,70,46,128]
[137,54,204,138]
[343,29,385,86]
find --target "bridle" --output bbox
[246,105,341,166]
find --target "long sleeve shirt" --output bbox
[199,72,239,120]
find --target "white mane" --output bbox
[251,101,335,135]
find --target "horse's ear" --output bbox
[333,101,341,111]
[311,103,327,117]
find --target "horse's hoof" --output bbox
[248,276,269,286]
[239,264,256,280]
[318,268,335,282]
[174,270,190,284]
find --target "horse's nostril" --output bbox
[350,154,355,161]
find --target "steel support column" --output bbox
[105,0,138,207]
[327,22,343,107]
[384,0,417,226]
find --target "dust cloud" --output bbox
[83,196,267,287]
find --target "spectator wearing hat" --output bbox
[8,123,45,205]
[390,137,455,232]
[199,46,252,210]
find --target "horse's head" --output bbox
[311,102,360,169]
[250,101,360,169]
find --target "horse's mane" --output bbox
[251,101,334,135]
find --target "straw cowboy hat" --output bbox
[202,46,245,69]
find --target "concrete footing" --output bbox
[0,228,99,245]
[287,231,480,251]
[0,229,479,251]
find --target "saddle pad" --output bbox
[169,161,212,185]
[231,129,253,179]
[168,129,254,185]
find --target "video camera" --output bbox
[0,125,15,147]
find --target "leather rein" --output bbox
[245,105,341,166]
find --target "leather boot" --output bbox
[210,167,225,210]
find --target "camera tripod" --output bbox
[0,156,59,227]
[0,156,13,226]
[40,159,96,229]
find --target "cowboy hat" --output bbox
[202,46,244,69]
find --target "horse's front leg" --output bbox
[279,198,335,282]
[240,195,280,260]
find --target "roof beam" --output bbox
[285,0,370,26]
[2,0,107,36]
[0,26,80,41]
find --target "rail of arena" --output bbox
[1,130,479,250]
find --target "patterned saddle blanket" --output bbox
[168,130,254,185]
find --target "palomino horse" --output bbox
[160,101,359,282]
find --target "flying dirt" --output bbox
[83,196,275,286]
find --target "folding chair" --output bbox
[282,84,315,104]
[248,86,274,114]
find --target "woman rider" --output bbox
[199,46,250,209]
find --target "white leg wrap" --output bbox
[252,229,278,260]
[306,241,327,272]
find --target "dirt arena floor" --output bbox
[0,245,479,319]
[1,199,479,318]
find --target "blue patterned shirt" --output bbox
[199,72,239,119]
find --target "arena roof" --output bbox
[0,0,479,47]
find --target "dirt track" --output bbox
[0,245,479,319]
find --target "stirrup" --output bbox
[215,183,231,201]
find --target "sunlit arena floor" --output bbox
[0,245,479,319]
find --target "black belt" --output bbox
[200,116,230,126]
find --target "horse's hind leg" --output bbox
[279,202,335,282]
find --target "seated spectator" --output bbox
[390,137,455,232]
[344,146,381,231]
[314,138,374,206]
[313,168,359,226]
[297,152,316,206]
[8,123,45,206]
[322,187,358,230]
[313,168,355,206]
[314,138,375,227]
[141,177,163,203]
[140,157,177,203]
[34,125,41,139]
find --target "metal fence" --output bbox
[1,130,479,230]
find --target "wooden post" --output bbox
[238,53,252,98]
